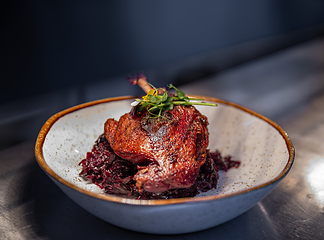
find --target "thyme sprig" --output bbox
[130,83,217,119]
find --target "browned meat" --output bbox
[104,105,209,194]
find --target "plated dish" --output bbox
[79,78,240,200]
[35,95,294,234]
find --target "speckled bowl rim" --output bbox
[35,95,295,206]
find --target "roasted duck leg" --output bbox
[105,104,209,193]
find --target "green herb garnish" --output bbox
[130,83,217,119]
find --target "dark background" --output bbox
[1,0,324,148]
[2,0,324,103]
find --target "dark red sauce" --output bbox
[79,133,240,199]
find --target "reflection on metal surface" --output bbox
[306,158,324,205]
[257,202,279,237]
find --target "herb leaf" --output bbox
[131,83,217,119]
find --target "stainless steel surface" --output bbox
[1,37,324,239]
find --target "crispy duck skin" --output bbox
[104,105,209,194]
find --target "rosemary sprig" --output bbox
[130,83,217,119]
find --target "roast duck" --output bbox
[105,104,209,194]
[79,73,239,199]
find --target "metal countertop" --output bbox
[1,37,324,239]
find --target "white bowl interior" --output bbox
[42,99,289,199]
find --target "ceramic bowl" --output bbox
[35,96,294,234]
